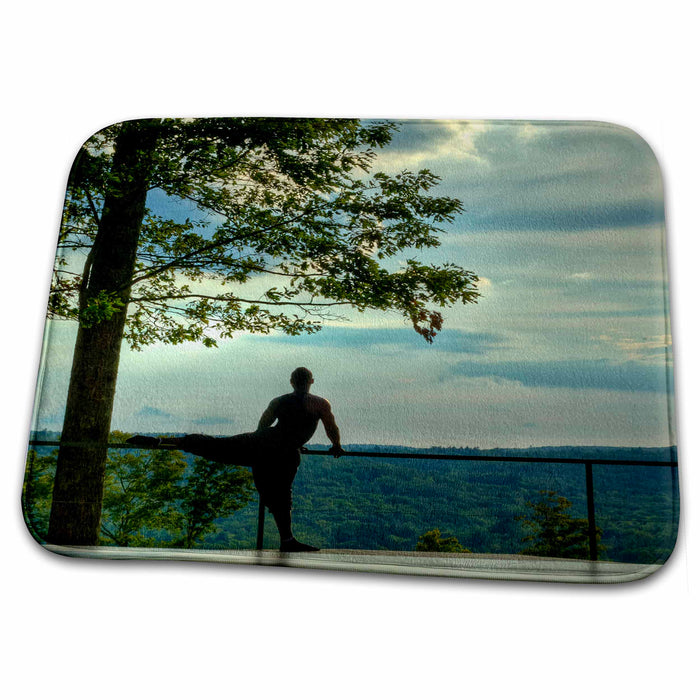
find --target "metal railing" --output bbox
[27,440,679,560]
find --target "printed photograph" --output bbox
[23,118,678,582]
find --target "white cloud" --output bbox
[372,120,492,172]
[597,333,673,364]
[516,122,539,142]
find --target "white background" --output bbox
[2,2,697,698]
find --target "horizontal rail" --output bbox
[28,440,678,467]
[306,449,677,467]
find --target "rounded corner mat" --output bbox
[24,118,678,583]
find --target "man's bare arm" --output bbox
[257,401,277,431]
[320,402,344,457]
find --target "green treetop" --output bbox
[52,118,478,347]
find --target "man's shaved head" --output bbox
[290,367,314,391]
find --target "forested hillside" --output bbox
[210,444,678,564]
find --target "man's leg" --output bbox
[178,433,259,465]
[127,433,260,465]
[270,508,293,542]
[253,453,319,552]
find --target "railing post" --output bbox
[671,463,679,533]
[25,448,36,517]
[256,497,266,550]
[585,462,598,561]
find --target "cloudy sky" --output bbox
[32,120,675,448]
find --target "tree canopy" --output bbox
[416,528,471,553]
[52,118,478,347]
[517,490,604,560]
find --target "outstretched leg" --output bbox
[126,433,259,466]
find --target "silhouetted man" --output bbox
[128,367,343,552]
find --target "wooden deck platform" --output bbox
[43,545,661,583]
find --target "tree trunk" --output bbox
[48,121,160,545]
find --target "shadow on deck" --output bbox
[43,545,661,584]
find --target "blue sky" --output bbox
[32,120,675,448]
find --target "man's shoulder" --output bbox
[308,393,332,411]
[268,394,289,409]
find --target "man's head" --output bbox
[290,367,314,393]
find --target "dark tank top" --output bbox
[272,392,321,448]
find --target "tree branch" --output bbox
[129,293,353,308]
[83,187,102,228]
[124,204,329,290]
